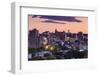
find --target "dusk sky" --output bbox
[28,15,88,33]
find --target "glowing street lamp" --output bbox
[45,45,49,50]
[50,46,54,51]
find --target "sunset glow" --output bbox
[28,15,88,60]
[28,15,88,33]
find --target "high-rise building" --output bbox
[55,29,65,41]
[28,29,43,48]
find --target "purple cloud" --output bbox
[40,16,81,22]
[32,15,82,22]
[32,15,82,24]
[42,20,66,24]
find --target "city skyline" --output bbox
[28,15,88,60]
[28,15,88,33]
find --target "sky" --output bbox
[28,15,88,33]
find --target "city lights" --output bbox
[45,45,50,50]
[50,46,55,51]
[28,15,88,61]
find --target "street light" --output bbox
[50,46,54,51]
[45,45,49,50]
